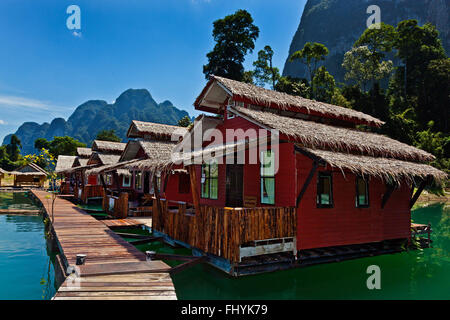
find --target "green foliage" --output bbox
[354,22,396,60]
[274,76,310,98]
[96,129,121,142]
[203,9,259,81]
[34,138,50,151]
[6,135,21,162]
[252,46,280,89]
[34,136,86,159]
[289,42,329,84]
[242,71,255,84]
[340,19,450,178]
[312,66,335,103]
[177,116,192,127]
[342,46,393,91]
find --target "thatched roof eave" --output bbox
[299,147,447,186]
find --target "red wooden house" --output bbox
[144,75,446,275]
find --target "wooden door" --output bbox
[143,172,150,194]
[226,164,244,207]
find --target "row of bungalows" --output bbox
[54,75,447,275]
[84,121,188,218]
[56,141,126,203]
[92,75,446,276]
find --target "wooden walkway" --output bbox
[31,190,176,300]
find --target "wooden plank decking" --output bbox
[101,217,152,229]
[31,190,176,300]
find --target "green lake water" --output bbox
[128,203,450,300]
[0,190,448,300]
[0,212,57,299]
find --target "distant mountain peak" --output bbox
[2,89,190,154]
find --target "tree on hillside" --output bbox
[312,66,335,103]
[96,129,121,142]
[289,42,329,97]
[393,20,448,133]
[177,116,192,127]
[35,138,50,151]
[203,9,259,81]
[354,22,396,62]
[253,46,280,89]
[342,46,393,92]
[34,136,86,158]
[6,135,21,162]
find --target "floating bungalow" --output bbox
[125,75,445,275]
[11,162,47,188]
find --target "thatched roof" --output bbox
[95,153,121,166]
[8,163,48,176]
[63,164,99,174]
[73,158,88,167]
[127,120,188,140]
[55,155,77,173]
[92,140,177,173]
[85,158,142,176]
[300,147,447,185]
[195,75,384,128]
[91,140,126,154]
[17,162,47,175]
[76,147,92,158]
[230,106,434,163]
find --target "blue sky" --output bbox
[0,0,306,142]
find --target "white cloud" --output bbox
[0,120,6,125]
[0,94,71,112]
[72,31,82,38]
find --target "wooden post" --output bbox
[381,183,396,209]
[296,161,319,208]
[99,174,107,193]
[188,165,200,210]
[153,174,163,228]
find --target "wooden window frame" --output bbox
[122,175,131,187]
[355,176,370,208]
[201,161,218,200]
[260,150,275,205]
[316,172,333,208]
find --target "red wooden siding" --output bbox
[164,173,193,203]
[295,153,411,250]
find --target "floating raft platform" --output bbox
[31,190,176,300]
[102,217,152,229]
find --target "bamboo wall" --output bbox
[153,200,296,263]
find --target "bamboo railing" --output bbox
[103,192,129,218]
[152,199,296,263]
